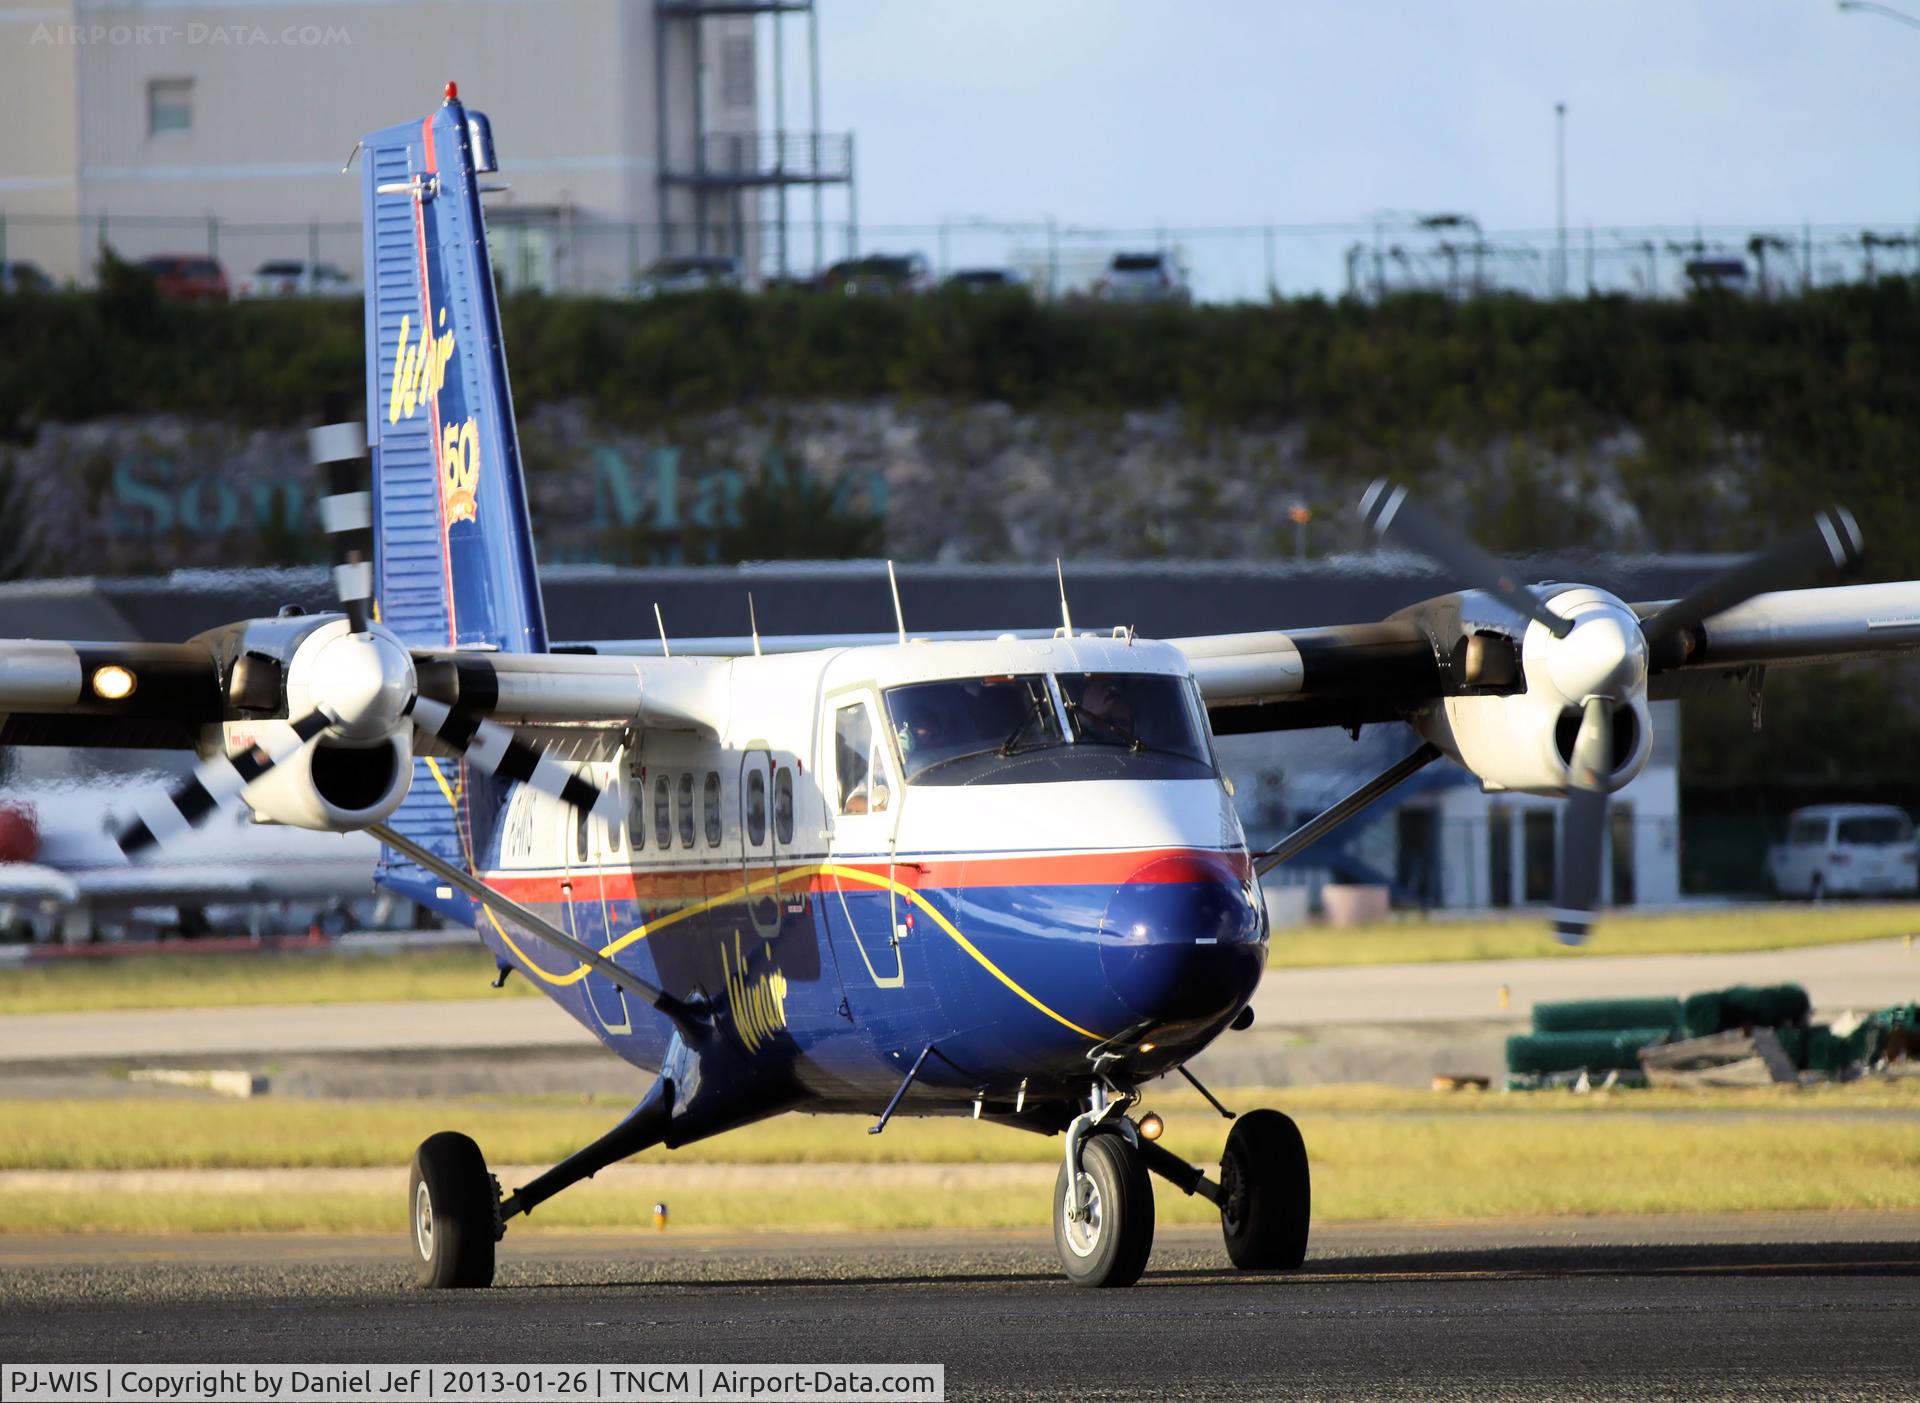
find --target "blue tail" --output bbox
[359,89,542,912]
[361,86,546,655]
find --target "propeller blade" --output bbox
[411,696,621,822]
[311,423,374,634]
[1551,694,1612,945]
[1641,506,1862,651]
[1360,479,1572,638]
[115,708,334,855]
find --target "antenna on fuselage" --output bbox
[1055,558,1075,639]
[747,592,763,658]
[653,602,671,658]
[886,560,907,645]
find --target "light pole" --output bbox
[1554,102,1568,298]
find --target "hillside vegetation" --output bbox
[3,278,1918,568]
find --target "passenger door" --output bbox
[824,692,905,989]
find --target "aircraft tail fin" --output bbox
[359,85,546,655]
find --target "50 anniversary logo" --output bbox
[389,306,480,526]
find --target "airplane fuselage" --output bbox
[382,634,1268,1120]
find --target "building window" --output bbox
[1523,809,1556,905]
[720,34,754,109]
[148,78,193,136]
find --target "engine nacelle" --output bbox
[1413,585,1653,797]
[221,720,414,832]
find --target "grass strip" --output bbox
[5,1106,1918,1234]
[1265,904,1920,967]
[4,1081,1917,1170]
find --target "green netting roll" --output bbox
[1505,1028,1674,1075]
[1684,984,1811,1036]
[1532,998,1684,1034]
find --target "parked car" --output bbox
[944,266,1027,293]
[632,254,742,297]
[0,260,52,294]
[235,259,356,299]
[820,252,933,296]
[1093,250,1190,304]
[1766,804,1919,899]
[136,254,229,302]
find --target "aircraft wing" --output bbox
[1172,580,1920,735]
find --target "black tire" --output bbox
[1220,1108,1310,1270]
[409,1132,497,1289]
[1052,1131,1155,1288]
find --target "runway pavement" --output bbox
[5,937,1916,1064]
[2,1214,1915,1400]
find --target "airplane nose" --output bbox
[1098,853,1265,1024]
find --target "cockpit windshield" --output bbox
[884,672,1215,787]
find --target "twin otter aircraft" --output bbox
[6,90,1920,1289]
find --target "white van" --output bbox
[1766,804,1919,899]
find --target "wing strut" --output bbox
[368,823,685,1021]
[1252,743,1444,877]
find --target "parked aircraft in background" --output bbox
[0,779,378,942]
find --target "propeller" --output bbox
[1360,478,1863,943]
[113,424,620,855]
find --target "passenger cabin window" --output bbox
[774,768,794,845]
[627,778,646,852]
[653,775,671,851]
[746,769,767,847]
[834,702,890,814]
[677,773,696,848]
[575,805,590,863]
[704,772,723,847]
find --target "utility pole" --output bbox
[1554,102,1568,298]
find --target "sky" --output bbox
[770,0,1920,293]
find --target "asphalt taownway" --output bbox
[2,1217,1915,1402]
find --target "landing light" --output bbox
[91,665,135,701]
[1138,1112,1164,1141]
[1138,1042,1157,1053]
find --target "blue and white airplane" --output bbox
[3,89,1918,1289]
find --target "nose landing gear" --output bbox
[1053,1132,1156,1287]
[1050,1072,1312,1286]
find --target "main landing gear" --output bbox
[1050,1076,1310,1287]
[408,1078,676,1289]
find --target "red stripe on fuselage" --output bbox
[481,846,1250,905]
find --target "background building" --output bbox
[0,0,852,290]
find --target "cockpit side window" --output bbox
[835,701,888,814]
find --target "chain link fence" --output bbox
[6,209,1917,303]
